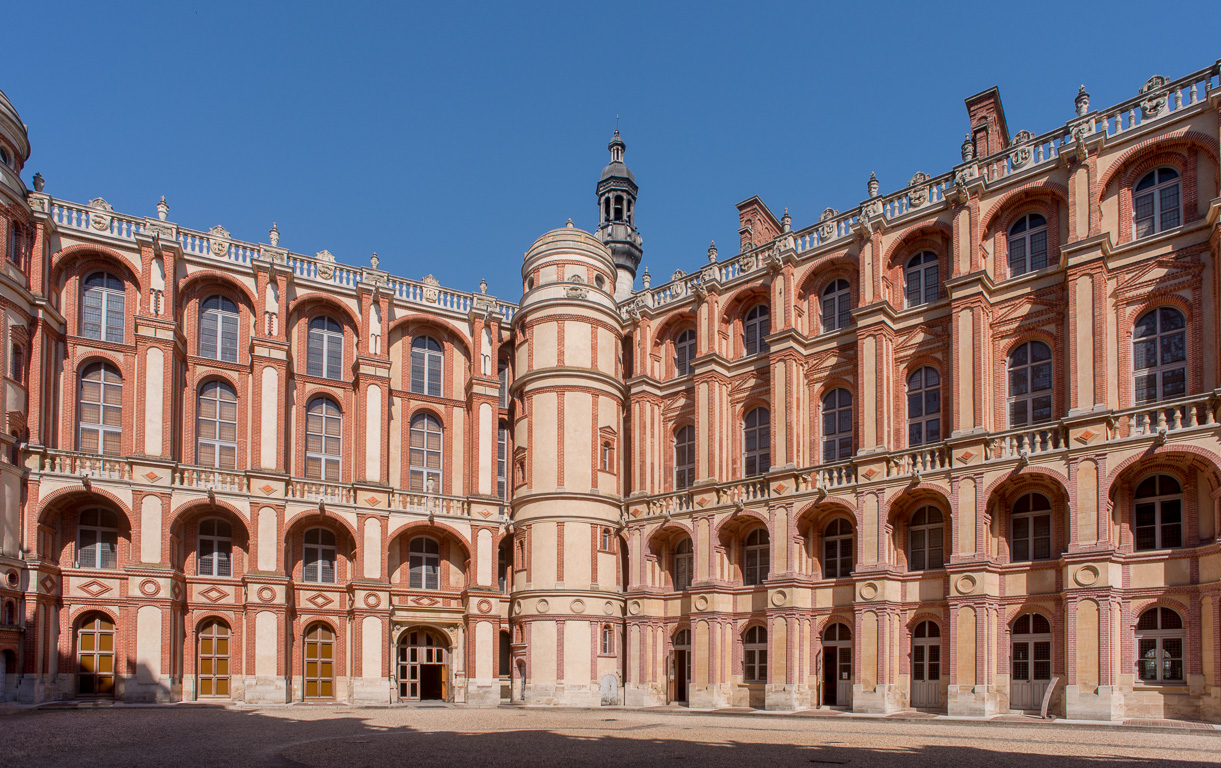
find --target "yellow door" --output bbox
[305,624,335,699]
[77,616,115,696]
[198,621,231,698]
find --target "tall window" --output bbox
[1011,492,1052,562]
[197,380,238,469]
[77,509,118,569]
[601,441,614,472]
[78,362,122,456]
[306,316,343,380]
[409,412,443,492]
[674,425,695,490]
[1008,213,1048,276]
[410,335,443,397]
[743,305,770,356]
[11,343,23,384]
[1136,607,1184,683]
[1134,475,1183,551]
[822,388,853,462]
[408,537,440,590]
[907,367,941,446]
[1008,340,1053,427]
[908,506,944,571]
[675,329,697,375]
[1134,167,1181,238]
[198,518,233,578]
[743,626,767,683]
[743,528,770,586]
[498,361,510,408]
[601,624,615,655]
[1133,307,1186,404]
[743,407,770,477]
[497,424,509,500]
[199,295,239,362]
[904,251,939,307]
[821,279,851,332]
[305,397,342,481]
[303,528,336,584]
[81,271,125,343]
[673,537,693,591]
[822,518,853,579]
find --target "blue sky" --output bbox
[4,2,1217,299]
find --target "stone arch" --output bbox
[178,269,258,315]
[978,179,1070,236]
[288,292,362,332]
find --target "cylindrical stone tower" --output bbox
[509,221,626,705]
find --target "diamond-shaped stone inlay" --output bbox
[144,471,160,482]
[365,496,380,506]
[40,575,56,593]
[631,509,641,517]
[171,583,183,600]
[959,451,974,463]
[411,595,440,607]
[696,497,709,507]
[862,468,877,480]
[199,586,228,603]
[774,483,787,494]
[1076,429,1097,444]
[78,579,112,597]
[261,484,275,495]
[307,592,334,609]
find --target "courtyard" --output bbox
[1,705,1218,767]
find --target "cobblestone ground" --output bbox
[2,705,1219,767]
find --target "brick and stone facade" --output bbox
[0,62,1220,720]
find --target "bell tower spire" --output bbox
[595,128,643,299]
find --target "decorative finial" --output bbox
[479,278,488,294]
[370,252,379,269]
[961,133,975,162]
[156,195,169,221]
[565,218,574,228]
[867,172,879,198]
[642,266,651,289]
[781,208,791,233]
[1075,84,1090,116]
[32,172,44,192]
[269,222,280,246]
[707,241,718,263]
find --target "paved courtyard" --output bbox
[2,705,1219,767]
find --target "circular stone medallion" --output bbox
[138,579,161,597]
[257,586,276,603]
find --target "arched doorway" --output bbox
[197,620,231,698]
[910,620,941,708]
[397,628,449,701]
[1010,613,1052,711]
[303,623,335,700]
[77,614,116,697]
[821,622,852,708]
[671,629,691,704]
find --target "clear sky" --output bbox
[4,2,1217,300]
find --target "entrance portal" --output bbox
[821,622,852,708]
[672,629,691,704]
[397,628,449,701]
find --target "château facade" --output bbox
[0,60,1220,721]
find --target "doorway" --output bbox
[77,614,116,697]
[197,620,232,698]
[1010,613,1052,711]
[398,628,449,701]
[821,622,852,708]
[304,623,335,700]
[671,629,691,704]
[910,620,941,708]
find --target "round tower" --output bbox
[0,87,32,205]
[595,130,643,300]
[509,220,626,705]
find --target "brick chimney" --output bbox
[964,87,1011,160]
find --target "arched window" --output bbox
[743,626,767,683]
[198,518,233,578]
[1133,307,1186,404]
[673,537,693,591]
[1136,607,1184,683]
[743,407,770,477]
[305,397,342,481]
[674,425,695,490]
[199,295,239,362]
[906,367,941,446]
[410,335,443,397]
[409,412,443,492]
[1008,213,1048,276]
[601,624,614,655]
[306,316,343,380]
[822,388,853,462]
[197,380,238,469]
[743,304,770,356]
[822,518,853,579]
[1134,167,1181,238]
[81,271,125,343]
[1007,340,1053,427]
[675,329,697,375]
[821,279,851,332]
[1011,492,1052,562]
[601,441,614,472]
[497,424,509,501]
[77,508,118,569]
[303,528,336,584]
[1134,475,1183,551]
[908,506,944,571]
[408,537,440,589]
[743,528,770,586]
[904,251,939,307]
[78,362,122,456]
[601,527,613,551]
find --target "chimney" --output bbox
[964,87,1010,160]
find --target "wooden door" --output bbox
[198,621,232,698]
[77,616,116,696]
[304,624,335,699]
